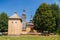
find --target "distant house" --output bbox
[8,10,36,35]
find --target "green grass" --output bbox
[0,35,60,40]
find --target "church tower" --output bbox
[8,12,22,35]
[30,15,33,23]
[22,10,26,31]
[26,15,34,33]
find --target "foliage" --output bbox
[56,10,60,34]
[33,3,56,33]
[0,12,8,32]
[50,3,60,32]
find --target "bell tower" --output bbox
[22,10,26,31]
[8,12,22,35]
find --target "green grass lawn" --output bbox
[0,35,60,40]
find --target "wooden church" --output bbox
[8,10,34,35]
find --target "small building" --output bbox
[8,10,34,35]
[8,12,22,35]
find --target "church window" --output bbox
[12,22,13,23]
[15,22,17,23]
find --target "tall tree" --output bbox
[33,3,56,33]
[0,12,8,32]
[50,3,60,33]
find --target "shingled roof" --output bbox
[9,12,20,19]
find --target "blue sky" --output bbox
[0,0,60,22]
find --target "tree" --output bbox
[33,3,56,33]
[50,3,60,31]
[56,9,60,34]
[0,12,8,32]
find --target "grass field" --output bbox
[0,35,60,40]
